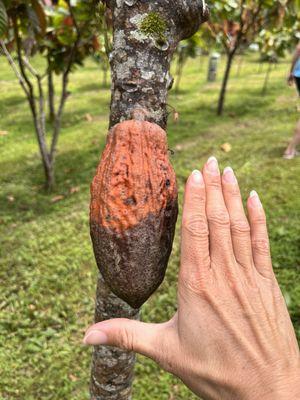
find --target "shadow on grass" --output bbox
[0,94,27,108]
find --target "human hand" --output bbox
[287,73,294,86]
[83,157,300,400]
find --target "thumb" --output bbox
[83,318,171,361]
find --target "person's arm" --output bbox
[288,43,300,84]
[83,157,300,400]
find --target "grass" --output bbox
[0,52,299,400]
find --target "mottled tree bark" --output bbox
[90,1,208,399]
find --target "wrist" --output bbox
[249,366,300,400]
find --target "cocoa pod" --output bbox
[90,120,178,308]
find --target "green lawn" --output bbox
[0,53,299,400]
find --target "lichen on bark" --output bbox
[139,12,167,44]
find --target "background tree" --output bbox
[89,1,208,399]
[0,0,101,190]
[257,3,300,94]
[92,6,112,88]
[208,0,292,115]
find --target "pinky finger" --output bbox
[247,191,274,279]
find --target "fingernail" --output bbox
[83,330,108,345]
[206,156,219,175]
[191,169,204,184]
[249,190,262,208]
[223,166,237,183]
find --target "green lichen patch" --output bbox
[139,12,167,44]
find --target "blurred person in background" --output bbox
[285,42,300,159]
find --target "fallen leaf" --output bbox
[85,113,93,122]
[0,131,8,136]
[7,195,15,202]
[175,144,183,151]
[70,186,80,194]
[173,111,179,123]
[221,142,232,153]
[69,374,78,382]
[51,195,64,203]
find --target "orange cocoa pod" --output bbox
[90,120,178,308]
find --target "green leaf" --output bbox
[0,0,8,38]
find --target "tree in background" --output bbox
[208,0,293,115]
[92,6,112,88]
[0,0,101,190]
[257,3,300,94]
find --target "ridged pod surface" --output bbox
[90,120,178,308]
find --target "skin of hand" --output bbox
[83,157,300,400]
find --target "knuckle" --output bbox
[189,190,206,204]
[119,327,135,351]
[231,219,250,235]
[207,208,230,227]
[207,177,221,189]
[252,214,267,225]
[182,214,208,238]
[226,186,241,198]
[180,274,203,296]
[252,238,270,256]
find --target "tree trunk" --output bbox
[89,1,208,399]
[236,55,243,77]
[199,52,204,71]
[102,65,108,88]
[44,160,55,191]
[90,274,139,400]
[175,52,185,93]
[262,60,272,96]
[217,50,235,116]
[48,68,55,123]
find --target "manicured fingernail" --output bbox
[206,156,219,175]
[191,169,204,184]
[223,166,237,183]
[249,190,262,208]
[83,330,108,345]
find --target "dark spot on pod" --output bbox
[166,179,170,187]
[124,196,137,206]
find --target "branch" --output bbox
[12,17,35,104]
[240,0,263,40]
[11,16,51,168]
[50,0,89,160]
[0,40,29,97]
[64,0,81,77]
[22,56,41,79]
[207,22,230,53]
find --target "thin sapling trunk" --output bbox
[217,50,235,115]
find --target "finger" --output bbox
[180,170,210,289]
[222,167,253,275]
[202,157,233,263]
[83,318,173,363]
[247,191,273,279]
